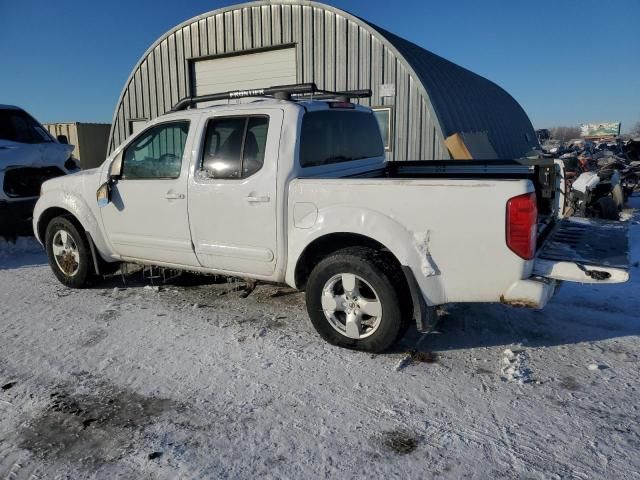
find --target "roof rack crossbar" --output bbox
[171,83,372,111]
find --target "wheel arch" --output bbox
[286,205,447,306]
[293,232,405,291]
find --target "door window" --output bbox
[122,121,189,179]
[201,116,269,179]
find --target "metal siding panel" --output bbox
[324,11,335,91]
[241,7,252,50]
[117,105,125,145]
[420,98,431,159]
[206,17,216,55]
[395,62,409,161]
[216,14,225,53]
[175,29,186,101]
[224,12,234,52]
[282,4,292,44]
[133,70,143,119]
[358,28,371,107]
[302,6,313,83]
[233,10,243,52]
[347,21,359,91]
[313,7,324,89]
[154,46,165,115]
[251,6,261,48]
[140,60,151,119]
[146,52,158,119]
[370,36,382,104]
[261,5,272,46]
[335,15,347,91]
[161,39,172,112]
[190,22,200,58]
[271,4,282,44]
[408,79,421,159]
[198,19,208,56]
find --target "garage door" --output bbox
[192,47,297,96]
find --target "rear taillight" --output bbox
[506,192,538,260]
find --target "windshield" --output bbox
[299,110,384,168]
[0,108,53,144]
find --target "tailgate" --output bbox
[533,217,629,283]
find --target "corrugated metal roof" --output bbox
[108,0,538,160]
[366,24,539,159]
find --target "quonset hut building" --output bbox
[108,0,538,161]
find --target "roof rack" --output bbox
[171,83,372,111]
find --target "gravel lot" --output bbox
[0,198,638,479]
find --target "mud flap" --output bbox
[402,266,438,333]
[533,217,629,284]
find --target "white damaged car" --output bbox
[0,105,78,235]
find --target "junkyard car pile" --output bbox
[542,137,640,220]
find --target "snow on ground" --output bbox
[0,199,639,479]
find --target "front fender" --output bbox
[33,190,113,260]
[286,205,446,305]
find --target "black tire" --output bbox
[305,247,411,353]
[44,216,93,288]
[594,197,619,220]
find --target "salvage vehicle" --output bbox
[33,84,630,352]
[0,105,78,235]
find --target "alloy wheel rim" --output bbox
[321,273,383,340]
[52,229,80,277]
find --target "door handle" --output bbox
[246,195,270,203]
[165,192,185,200]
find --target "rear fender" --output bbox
[287,205,446,305]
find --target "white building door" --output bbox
[192,47,297,96]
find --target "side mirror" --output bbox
[57,135,69,144]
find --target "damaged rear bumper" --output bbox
[501,277,559,309]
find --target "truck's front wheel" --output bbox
[305,247,409,352]
[45,216,92,288]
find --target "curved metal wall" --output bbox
[108,1,448,160]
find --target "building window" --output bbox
[372,107,393,152]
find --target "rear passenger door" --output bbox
[188,109,283,276]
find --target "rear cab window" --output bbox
[299,110,384,168]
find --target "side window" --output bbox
[201,116,269,179]
[122,121,189,179]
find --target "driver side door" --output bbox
[100,120,199,267]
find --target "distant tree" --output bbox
[549,126,582,142]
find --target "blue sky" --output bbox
[1,0,638,131]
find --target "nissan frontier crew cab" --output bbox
[33,84,630,353]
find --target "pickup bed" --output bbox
[33,88,630,352]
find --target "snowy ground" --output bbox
[0,199,639,479]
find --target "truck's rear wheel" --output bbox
[305,247,409,352]
[45,216,92,288]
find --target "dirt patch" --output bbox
[18,385,172,467]
[559,376,581,391]
[380,430,419,455]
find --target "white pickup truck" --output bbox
[33,84,630,352]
